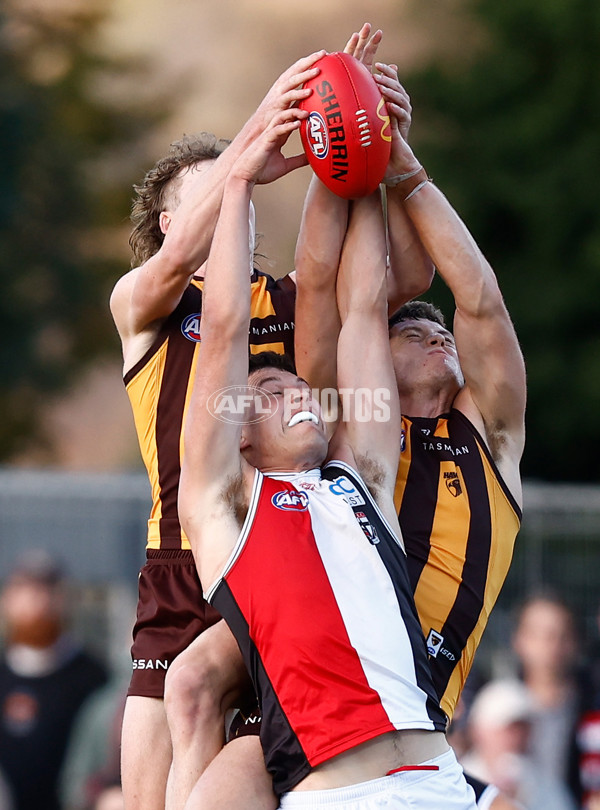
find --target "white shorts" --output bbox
[279,749,477,809]
[476,784,499,810]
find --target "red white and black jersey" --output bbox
[206,460,446,795]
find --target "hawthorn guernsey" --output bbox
[300,52,391,199]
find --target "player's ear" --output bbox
[159,211,172,235]
[239,429,251,451]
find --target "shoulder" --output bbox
[109,267,136,314]
[453,388,522,466]
[449,401,523,510]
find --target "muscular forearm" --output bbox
[334,193,401,485]
[294,176,347,391]
[159,148,248,278]
[200,174,253,338]
[385,188,435,313]
[402,179,501,317]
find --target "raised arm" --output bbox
[293,176,348,396]
[294,29,433,396]
[110,52,324,369]
[374,63,435,310]
[378,80,526,493]
[329,190,402,526]
[343,29,434,311]
[178,107,309,584]
[293,25,380,395]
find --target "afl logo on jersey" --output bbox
[181,313,202,342]
[271,490,309,511]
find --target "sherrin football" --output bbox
[299,52,391,199]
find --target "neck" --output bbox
[525,669,572,696]
[265,468,321,482]
[259,459,321,475]
[246,445,326,475]
[400,389,455,419]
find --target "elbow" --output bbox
[386,266,435,314]
[343,273,388,321]
[201,289,250,341]
[155,245,195,284]
[159,234,208,279]
[294,249,341,293]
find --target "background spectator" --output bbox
[0,768,13,810]
[91,782,123,810]
[0,550,108,810]
[512,592,587,804]
[59,674,127,810]
[460,678,577,810]
[573,601,600,809]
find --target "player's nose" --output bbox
[427,333,445,346]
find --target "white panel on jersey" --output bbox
[308,477,433,730]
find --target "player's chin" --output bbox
[290,424,328,458]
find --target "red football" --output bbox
[299,52,391,199]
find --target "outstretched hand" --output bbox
[373,62,411,143]
[254,50,325,128]
[343,22,382,72]
[372,62,421,180]
[232,107,309,187]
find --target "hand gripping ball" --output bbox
[299,52,392,199]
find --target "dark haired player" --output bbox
[179,99,476,810]
[294,58,525,810]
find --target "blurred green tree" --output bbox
[402,0,600,481]
[0,3,166,461]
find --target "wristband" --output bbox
[404,179,430,201]
[383,165,428,192]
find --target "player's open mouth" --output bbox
[287,411,319,428]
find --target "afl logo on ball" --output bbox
[181,313,202,342]
[306,112,329,159]
[271,490,309,511]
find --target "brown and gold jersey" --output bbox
[124,270,296,551]
[395,408,521,721]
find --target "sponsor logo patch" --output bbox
[426,629,444,658]
[181,312,202,342]
[271,490,309,511]
[328,475,366,506]
[133,659,169,670]
[355,511,380,545]
[444,471,463,497]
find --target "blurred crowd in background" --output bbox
[2,549,600,810]
[1,0,599,808]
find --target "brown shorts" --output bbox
[127,549,222,698]
[227,697,262,740]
